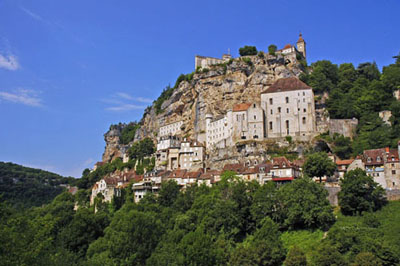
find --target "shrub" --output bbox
[257,51,265,58]
[268,44,277,55]
[239,45,257,56]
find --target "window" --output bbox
[286,108,289,113]
[286,120,289,134]
[254,115,257,120]
[392,170,396,175]
[270,109,273,114]
[377,156,381,162]
[269,121,273,130]
[302,117,306,124]
[303,108,306,112]
[278,107,281,113]
[303,98,305,102]
[303,92,305,96]
[285,97,289,103]
[269,98,273,105]
[253,103,256,108]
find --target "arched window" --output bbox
[302,117,306,124]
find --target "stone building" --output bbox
[179,139,205,170]
[205,110,233,148]
[261,77,316,139]
[90,177,120,205]
[195,53,232,70]
[159,120,183,137]
[155,136,181,170]
[231,103,264,142]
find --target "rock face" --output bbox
[102,125,124,163]
[140,55,304,141]
[103,54,306,164]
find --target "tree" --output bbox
[352,252,382,266]
[284,246,307,266]
[303,152,336,183]
[239,45,257,56]
[276,178,335,230]
[312,242,347,266]
[332,134,353,159]
[157,180,181,207]
[230,218,286,266]
[268,44,277,55]
[338,169,387,215]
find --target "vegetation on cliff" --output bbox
[0,162,75,208]
[301,54,400,158]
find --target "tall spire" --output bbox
[297,32,304,43]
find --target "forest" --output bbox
[0,169,396,265]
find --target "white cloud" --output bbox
[116,92,153,103]
[20,6,44,22]
[0,53,19,70]
[106,104,146,112]
[103,92,151,112]
[0,89,43,107]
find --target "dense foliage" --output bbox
[0,162,75,208]
[239,45,258,56]
[127,138,155,160]
[268,44,277,55]
[301,55,400,155]
[338,169,387,215]
[119,122,140,145]
[0,171,338,265]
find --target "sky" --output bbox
[0,0,399,177]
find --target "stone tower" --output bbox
[296,33,306,58]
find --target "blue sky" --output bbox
[0,0,399,177]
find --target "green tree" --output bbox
[312,242,347,266]
[268,44,277,55]
[338,169,387,215]
[352,252,382,266]
[157,180,181,207]
[284,246,307,266]
[276,178,335,230]
[230,218,286,266]
[303,152,336,183]
[332,134,353,159]
[239,45,258,56]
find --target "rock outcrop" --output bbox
[103,54,306,164]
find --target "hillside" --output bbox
[0,162,75,208]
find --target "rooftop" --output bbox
[262,77,311,94]
[233,103,252,112]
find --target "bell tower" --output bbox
[296,33,306,58]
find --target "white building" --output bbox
[261,77,316,139]
[159,121,183,137]
[205,110,233,148]
[232,102,264,142]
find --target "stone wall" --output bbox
[329,118,358,139]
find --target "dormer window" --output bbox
[367,157,372,163]
[377,156,381,162]
[282,163,286,168]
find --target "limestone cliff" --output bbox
[103,54,305,163]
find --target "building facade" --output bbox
[159,121,183,137]
[261,77,316,139]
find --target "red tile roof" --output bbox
[336,159,354,166]
[169,169,187,178]
[272,157,293,169]
[262,77,311,94]
[233,103,252,112]
[283,44,292,49]
[223,163,245,173]
[363,148,386,166]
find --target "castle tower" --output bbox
[296,33,306,58]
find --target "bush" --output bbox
[257,51,265,58]
[268,44,277,55]
[239,45,257,56]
